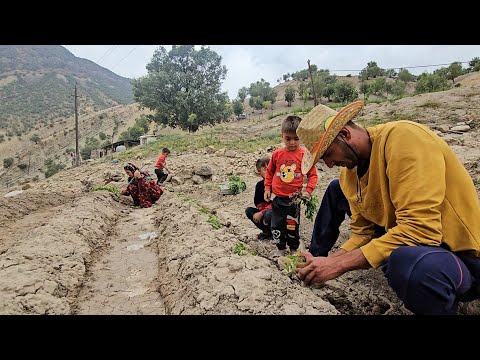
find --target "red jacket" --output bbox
[264,147,318,197]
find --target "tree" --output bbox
[249,96,264,111]
[99,132,107,140]
[238,87,248,103]
[398,68,415,83]
[132,45,229,132]
[447,62,463,84]
[262,100,272,112]
[359,82,370,100]
[391,80,406,98]
[469,57,480,72]
[385,69,397,78]
[30,133,41,144]
[333,82,358,103]
[248,79,277,104]
[322,84,336,102]
[359,61,385,80]
[301,89,310,107]
[284,85,296,107]
[232,99,244,116]
[415,73,450,94]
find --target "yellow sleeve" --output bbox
[360,125,445,268]
[341,211,377,251]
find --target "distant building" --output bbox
[139,134,158,145]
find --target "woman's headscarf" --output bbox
[124,162,139,173]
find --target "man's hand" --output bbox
[253,211,264,224]
[264,190,271,202]
[297,249,370,286]
[296,251,344,286]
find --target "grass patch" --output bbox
[92,185,119,194]
[292,106,313,115]
[207,214,223,229]
[175,191,193,203]
[199,207,211,214]
[233,242,256,256]
[418,101,441,109]
[356,116,386,127]
[365,99,384,105]
[268,111,288,120]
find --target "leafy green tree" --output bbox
[398,68,415,82]
[249,96,264,111]
[359,82,370,100]
[391,80,406,97]
[384,82,393,98]
[359,61,385,80]
[469,57,480,72]
[30,133,41,144]
[132,45,229,132]
[284,85,296,107]
[44,159,66,178]
[222,101,233,121]
[248,79,277,104]
[301,89,310,107]
[385,69,397,78]
[238,87,248,103]
[80,136,101,160]
[0,134,4,143]
[309,69,336,103]
[371,77,387,95]
[232,99,244,116]
[333,82,358,103]
[99,132,107,140]
[447,62,463,83]
[415,73,450,94]
[262,100,272,112]
[322,84,336,102]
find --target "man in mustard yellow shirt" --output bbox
[296,101,480,315]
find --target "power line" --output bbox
[111,46,139,70]
[96,45,118,64]
[330,61,472,73]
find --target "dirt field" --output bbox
[1,73,479,315]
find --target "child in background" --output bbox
[264,115,318,257]
[245,156,273,240]
[155,148,174,184]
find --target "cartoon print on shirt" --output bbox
[279,163,296,183]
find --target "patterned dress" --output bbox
[122,175,163,208]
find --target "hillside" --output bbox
[0,45,134,135]
[0,71,478,315]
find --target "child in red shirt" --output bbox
[264,116,318,257]
[154,148,174,184]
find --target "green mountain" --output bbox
[0,45,134,136]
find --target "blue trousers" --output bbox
[310,179,480,314]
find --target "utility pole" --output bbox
[307,59,318,106]
[74,83,79,167]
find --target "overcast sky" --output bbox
[63,45,480,99]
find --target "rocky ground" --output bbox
[1,73,480,315]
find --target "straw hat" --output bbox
[297,101,365,174]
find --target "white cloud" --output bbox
[63,45,480,99]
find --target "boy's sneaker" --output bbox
[257,231,272,240]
